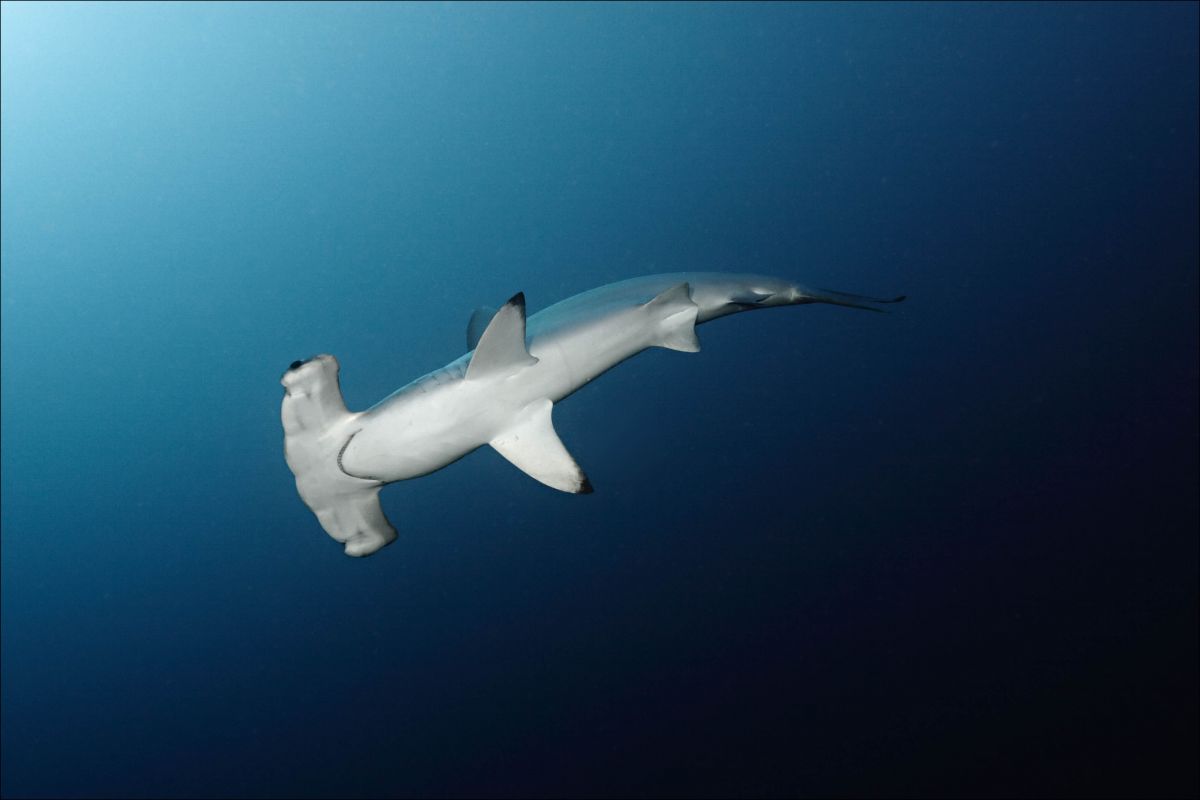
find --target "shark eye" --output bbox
[289,360,306,371]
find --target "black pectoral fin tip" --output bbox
[507,291,526,309]
[578,476,594,494]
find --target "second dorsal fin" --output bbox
[465,292,538,381]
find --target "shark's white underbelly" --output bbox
[279,271,904,556]
[343,306,657,482]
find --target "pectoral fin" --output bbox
[467,305,497,350]
[490,398,593,494]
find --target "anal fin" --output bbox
[643,282,700,353]
[467,305,497,350]
[490,398,593,494]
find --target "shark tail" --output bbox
[800,287,908,313]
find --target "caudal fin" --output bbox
[802,287,907,313]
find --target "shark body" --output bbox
[281,273,903,556]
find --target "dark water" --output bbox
[2,3,1196,797]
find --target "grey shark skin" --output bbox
[281,272,904,557]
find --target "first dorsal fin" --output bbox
[467,305,497,350]
[465,293,538,381]
[490,398,592,494]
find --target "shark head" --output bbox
[280,354,399,558]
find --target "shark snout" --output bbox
[280,354,339,389]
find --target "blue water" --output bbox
[2,2,1196,797]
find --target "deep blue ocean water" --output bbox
[1,2,1196,797]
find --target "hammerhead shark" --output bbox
[281,273,904,556]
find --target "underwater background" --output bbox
[1,2,1196,798]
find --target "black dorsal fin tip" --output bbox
[578,476,594,494]
[464,291,537,381]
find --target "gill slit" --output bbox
[338,430,385,484]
